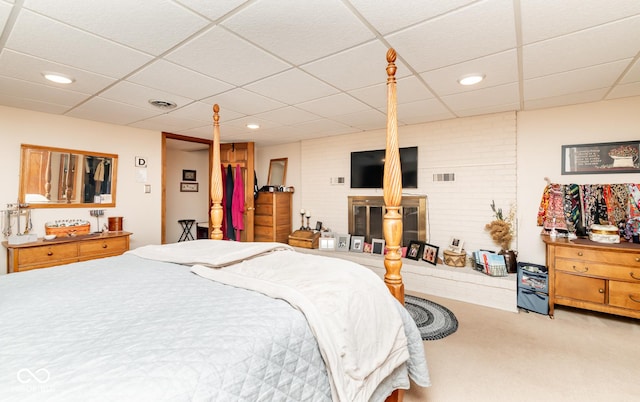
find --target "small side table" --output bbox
[178,219,195,242]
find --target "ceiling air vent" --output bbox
[148,99,177,110]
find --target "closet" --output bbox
[219,142,255,242]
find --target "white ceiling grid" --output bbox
[0,0,637,146]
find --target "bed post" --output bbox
[383,48,405,306]
[210,104,223,240]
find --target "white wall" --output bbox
[517,96,640,265]
[165,148,209,243]
[0,105,162,274]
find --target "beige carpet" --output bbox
[404,292,640,402]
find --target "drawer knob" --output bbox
[102,243,108,248]
[630,272,640,281]
[47,251,53,256]
[577,252,583,256]
[636,257,640,263]
[599,288,604,294]
[630,295,640,304]
[572,265,589,273]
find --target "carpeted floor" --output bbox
[405,294,458,340]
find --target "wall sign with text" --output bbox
[561,141,640,175]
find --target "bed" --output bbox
[0,49,429,401]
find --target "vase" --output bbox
[499,249,518,274]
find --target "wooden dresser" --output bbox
[3,231,132,273]
[543,236,640,319]
[254,192,292,243]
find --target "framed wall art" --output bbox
[182,169,197,181]
[561,141,640,174]
[180,182,199,192]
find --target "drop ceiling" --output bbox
[0,0,639,147]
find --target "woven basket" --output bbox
[443,249,466,267]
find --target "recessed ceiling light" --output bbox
[148,99,177,110]
[457,74,485,86]
[42,72,74,84]
[246,123,260,130]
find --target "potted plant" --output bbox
[485,200,517,273]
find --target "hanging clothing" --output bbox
[232,164,245,240]
[220,164,227,240]
[225,164,235,240]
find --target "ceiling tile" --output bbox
[66,97,160,126]
[175,0,249,21]
[222,0,375,65]
[454,102,520,118]
[524,60,632,101]
[607,82,640,100]
[331,108,387,131]
[202,88,285,115]
[386,0,516,72]
[0,93,72,114]
[128,60,234,100]
[523,16,640,79]
[100,81,194,111]
[442,82,519,112]
[348,0,475,35]
[421,50,518,96]
[130,114,205,132]
[244,69,338,105]
[6,10,153,78]
[0,75,89,106]
[0,49,116,94]
[301,41,411,91]
[619,59,640,84]
[254,106,320,126]
[168,101,244,124]
[349,75,434,109]
[524,88,608,111]
[290,118,359,136]
[222,115,283,132]
[23,0,209,55]
[296,93,371,117]
[395,98,454,125]
[520,0,640,44]
[0,2,12,28]
[166,26,290,86]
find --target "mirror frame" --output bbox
[267,158,287,187]
[19,144,118,209]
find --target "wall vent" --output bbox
[433,173,455,182]
[330,177,345,185]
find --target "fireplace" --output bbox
[347,195,427,247]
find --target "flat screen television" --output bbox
[350,146,417,189]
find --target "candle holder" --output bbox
[300,211,306,230]
[305,215,311,231]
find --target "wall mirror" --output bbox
[267,158,287,187]
[19,144,118,208]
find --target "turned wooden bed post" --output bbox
[210,104,224,240]
[383,48,405,305]
[383,48,405,402]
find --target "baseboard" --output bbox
[294,247,518,313]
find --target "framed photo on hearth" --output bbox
[406,241,424,261]
[371,238,385,255]
[350,235,365,253]
[335,233,351,252]
[448,237,464,253]
[422,243,439,266]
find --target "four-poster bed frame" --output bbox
[208,49,407,401]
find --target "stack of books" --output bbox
[473,250,508,277]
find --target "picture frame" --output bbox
[315,221,323,231]
[182,169,197,181]
[422,243,439,265]
[180,182,199,192]
[335,233,351,252]
[319,236,336,250]
[363,242,372,253]
[448,237,464,253]
[561,140,640,174]
[371,238,385,255]
[406,241,424,260]
[350,235,365,253]
[321,231,334,238]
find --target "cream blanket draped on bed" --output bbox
[127,240,411,402]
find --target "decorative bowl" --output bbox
[44,234,57,240]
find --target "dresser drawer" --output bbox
[255,215,274,226]
[17,243,78,267]
[609,281,640,310]
[556,258,640,282]
[555,246,640,266]
[255,204,273,216]
[79,237,128,258]
[555,272,605,304]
